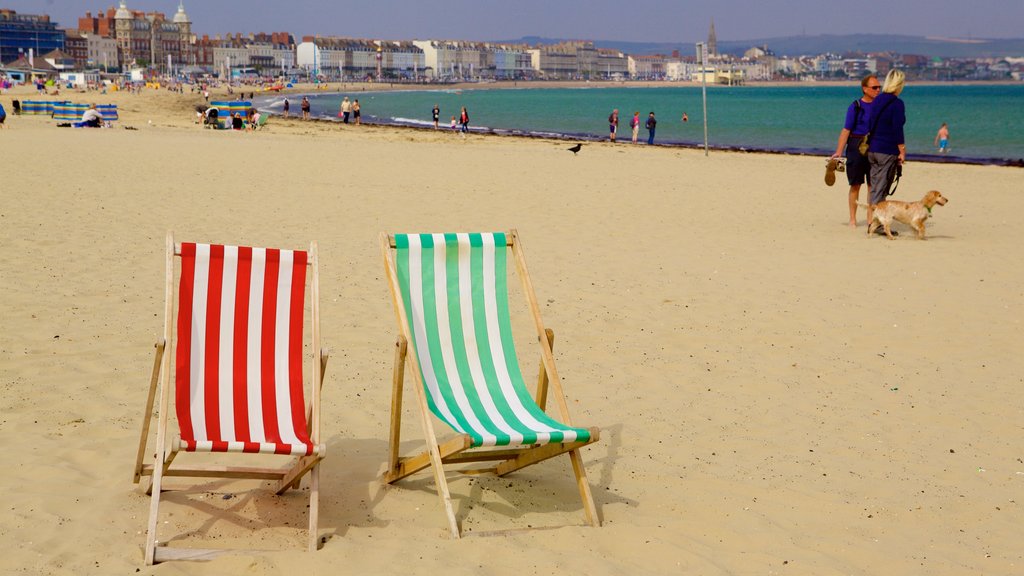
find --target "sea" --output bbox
[257,84,1024,164]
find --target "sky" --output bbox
[8,0,1024,42]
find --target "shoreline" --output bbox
[249,91,1024,168]
[6,81,1023,167]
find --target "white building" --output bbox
[298,38,424,79]
[84,33,118,70]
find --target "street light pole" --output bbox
[696,42,709,156]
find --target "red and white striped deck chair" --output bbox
[133,232,327,564]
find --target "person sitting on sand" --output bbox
[231,112,244,131]
[80,104,103,128]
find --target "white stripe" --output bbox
[217,245,238,442]
[406,235,461,430]
[430,234,492,443]
[189,244,210,442]
[481,234,568,443]
[456,233,521,446]
[274,250,300,446]
[247,248,266,442]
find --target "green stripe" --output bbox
[395,235,439,419]
[443,234,506,443]
[416,234,479,440]
[395,232,590,447]
[479,234,539,444]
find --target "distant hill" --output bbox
[501,34,1024,59]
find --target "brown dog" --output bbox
[867,190,949,240]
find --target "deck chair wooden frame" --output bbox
[380,230,600,538]
[133,232,327,564]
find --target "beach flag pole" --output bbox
[696,42,709,156]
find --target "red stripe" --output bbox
[260,249,282,445]
[289,251,310,445]
[203,245,224,442]
[175,243,197,443]
[232,247,252,443]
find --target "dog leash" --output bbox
[888,164,902,196]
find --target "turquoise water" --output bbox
[261,85,1024,162]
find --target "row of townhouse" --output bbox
[194,32,296,75]
[293,38,631,81]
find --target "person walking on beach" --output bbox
[646,111,657,145]
[340,96,352,123]
[830,74,880,228]
[283,98,290,118]
[301,96,310,120]
[353,99,361,125]
[935,122,950,153]
[432,104,440,129]
[608,109,619,142]
[630,111,640,144]
[459,106,469,137]
[867,69,908,234]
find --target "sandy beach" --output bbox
[1,85,1021,575]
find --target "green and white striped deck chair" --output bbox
[380,230,600,538]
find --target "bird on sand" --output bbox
[567,143,583,155]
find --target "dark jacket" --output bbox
[867,92,905,156]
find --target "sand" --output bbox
[1,84,1022,575]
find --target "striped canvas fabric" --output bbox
[53,102,89,121]
[97,104,118,122]
[211,101,252,128]
[395,233,592,448]
[22,100,61,115]
[175,242,315,456]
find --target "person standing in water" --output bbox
[934,123,950,153]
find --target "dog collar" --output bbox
[926,206,932,214]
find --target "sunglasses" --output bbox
[868,85,882,90]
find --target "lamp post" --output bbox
[696,41,709,157]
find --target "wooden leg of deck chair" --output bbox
[568,448,600,527]
[134,341,165,484]
[307,462,320,552]
[387,336,408,479]
[144,442,169,565]
[534,329,553,411]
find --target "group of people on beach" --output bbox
[829,69,951,232]
[430,104,471,136]
[608,109,659,144]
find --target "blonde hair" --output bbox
[882,69,905,95]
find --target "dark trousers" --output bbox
[647,129,655,145]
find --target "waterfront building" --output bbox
[0,9,65,66]
[491,44,534,79]
[201,32,295,76]
[413,40,489,80]
[77,1,193,71]
[629,54,679,80]
[299,37,424,80]
[63,30,89,69]
[526,41,626,80]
